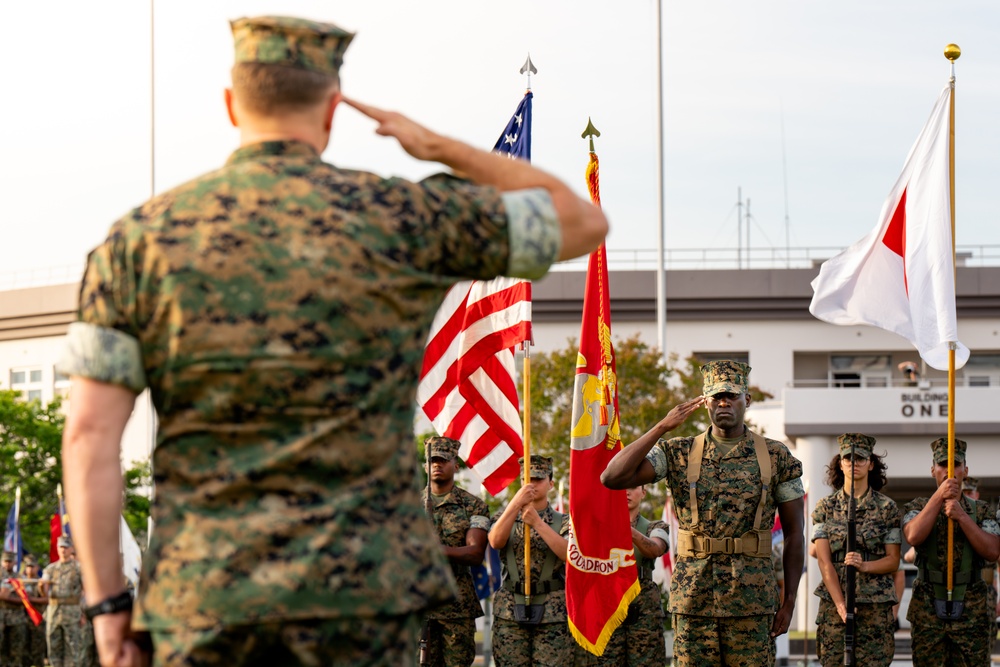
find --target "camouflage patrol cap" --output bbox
[963,476,979,493]
[57,536,73,548]
[426,436,460,461]
[230,16,355,76]
[930,436,967,464]
[21,554,37,566]
[1,551,14,561]
[701,360,751,396]
[838,433,875,460]
[519,455,554,480]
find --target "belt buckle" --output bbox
[720,537,735,555]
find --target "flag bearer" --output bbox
[489,455,571,666]
[812,434,900,667]
[577,484,669,666]
[1,550,30,665]
[903,438,1000,667]
[21,554,48,667]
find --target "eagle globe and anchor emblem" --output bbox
[566,348,634,576]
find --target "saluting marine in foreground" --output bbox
[58,14,607,667]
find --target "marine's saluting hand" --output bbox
[344,97,445,162]
[658,395,706,432]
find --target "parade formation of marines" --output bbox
[0,537,100,667]
[0,10,987,667]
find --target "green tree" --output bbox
[0,390,64,560]
[0,389,152,564]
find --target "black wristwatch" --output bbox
[84,590,134,620]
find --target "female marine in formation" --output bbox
[812,433,900,667]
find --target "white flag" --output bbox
[809,84,968,371]
[120,516,142,591]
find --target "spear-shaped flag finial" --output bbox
[520,53,537,90]
[582,117,601,153]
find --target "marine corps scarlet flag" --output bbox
[566,141,640,655]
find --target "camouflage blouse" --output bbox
[631,516,668,620]
[41,560,82,625]
[427,485,490,620]
[491,505,570,623]
[645,429,804,617]
[812,487,901,604]
[903,495,1000,578]
[58,140,561,630]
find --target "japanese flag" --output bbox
[810,84,968,371]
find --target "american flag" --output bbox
[417,91,534,495]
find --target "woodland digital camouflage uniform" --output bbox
[491,503,572,667]
[22,576,47,667]
[425,479,490,667]
[0,559,30,667]
[42,558,84,667]
[962,476,999,624]
[812,479,901,667]
[903,493,999,667]
[57,14,563,666]
[644,369,804,664]
[575,518,669,667]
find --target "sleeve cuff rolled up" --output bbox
[502,188,561,280]
[57,322,147,393]
[646,442,669,484]
[775,478,805,504]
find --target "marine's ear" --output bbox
[224,89,239,128]
[324,91,343,132]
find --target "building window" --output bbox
[829,354,890,389]
[10,367,44,402]
[54,369,71,401]
[964,353,1000,388]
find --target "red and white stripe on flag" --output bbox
[809,84,968,371]
[418,277,531,495]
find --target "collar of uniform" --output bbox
[427,487,455,506]
[839,485,871,507]
[707,427,751,455]
[226,140,321,165]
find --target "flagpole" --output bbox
[522,340,533,605]
[654,0,667,365]
[57,483,65,534]
[14,486,21,568]
[944,42,961,601]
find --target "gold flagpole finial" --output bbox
[944,44,961,61]
[581,117,601,153]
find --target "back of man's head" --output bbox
[231,62,339,116]
[229,16,353,116]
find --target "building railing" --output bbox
[552,244,1000,272]
[5,243,1000,289]
[0,263,86,291]
[788,378,988,389]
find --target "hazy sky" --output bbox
[3,1,999,278]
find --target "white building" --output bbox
[3,260,999,632]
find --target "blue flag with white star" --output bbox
[473,545,503,600]
[4,503,24,571]
[492,91,532,160]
